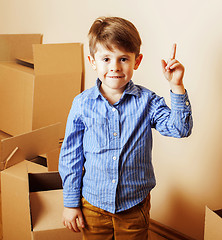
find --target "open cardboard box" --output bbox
[0,34,83,139]
[0,123,82,239]
[0,123,61,239]
[1,161,82,240]
[204,206,222,240]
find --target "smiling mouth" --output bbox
[107,76,124,78]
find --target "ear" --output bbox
[134,54,143,70]
[88,55,96,70]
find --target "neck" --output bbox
[100,85,125,105]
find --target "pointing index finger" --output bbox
[170,43,177,59]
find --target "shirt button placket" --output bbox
[112,107,119,138]
[111,106,119,193]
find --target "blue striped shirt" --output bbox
[59,79,193,213]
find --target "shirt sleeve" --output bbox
[59,97,85,208]
[150,90,193,138]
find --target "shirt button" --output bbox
[112,108,116,112]
[112,179,116,183]
[113,156,117,160]
[113,132,117,137]
[185,101,189,106]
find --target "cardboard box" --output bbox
[1,160,82,240]
[0,34,83,138]
[204,206,222,240]
[0,123,61,240]
[0,123,60,171]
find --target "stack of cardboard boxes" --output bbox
[0,34,83,139]
[1,124,82,239]
[0,35,83,239]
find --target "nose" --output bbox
[110,60,120,72]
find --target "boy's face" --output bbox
[88,44,143,94]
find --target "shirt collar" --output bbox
[88,78,140,99]
[124,80,140,97]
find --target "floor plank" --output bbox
[149,230,168,240]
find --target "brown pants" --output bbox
[81,194,150,240]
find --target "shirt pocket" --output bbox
[83,117,109,152]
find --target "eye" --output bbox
[103,58,109,62]
[120,57,128,62]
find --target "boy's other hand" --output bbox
[62,207,85,232]
[161,43,185,94]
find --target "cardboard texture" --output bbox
[1,161,82,240]
[0,34,83,138]
[204,206,222,240]
[0,124,61,240]
[0,123,60,171]
[0,34,43,61]
[0,130,11,140]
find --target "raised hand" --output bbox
[161,44,185,94]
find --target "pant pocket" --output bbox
[138,207,150,227]
[137,196,150,227]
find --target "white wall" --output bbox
[1,0,222,239]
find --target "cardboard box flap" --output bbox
[2,160,47,180]
[0,61,34,75]
[0,34,42,61]
[204,206,222,240]
[26,159,48,173]
[46,148,60,171]
[0,123,60,170]
[205,206,222,222]
[33,43,83,76]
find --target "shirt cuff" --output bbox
[63,189,81,208]
[170,90,191,111]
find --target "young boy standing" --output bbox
[59,16,193,240]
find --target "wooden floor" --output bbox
[0,230,168,240]
[149,230,168,240]
[0,224,189,240]
[0,232,178,240]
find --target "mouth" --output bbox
[107,76,124,79]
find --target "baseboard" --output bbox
[149,219,196,240]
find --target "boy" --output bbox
[59,16,193,240]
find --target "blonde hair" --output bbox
[88,16,142,58]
